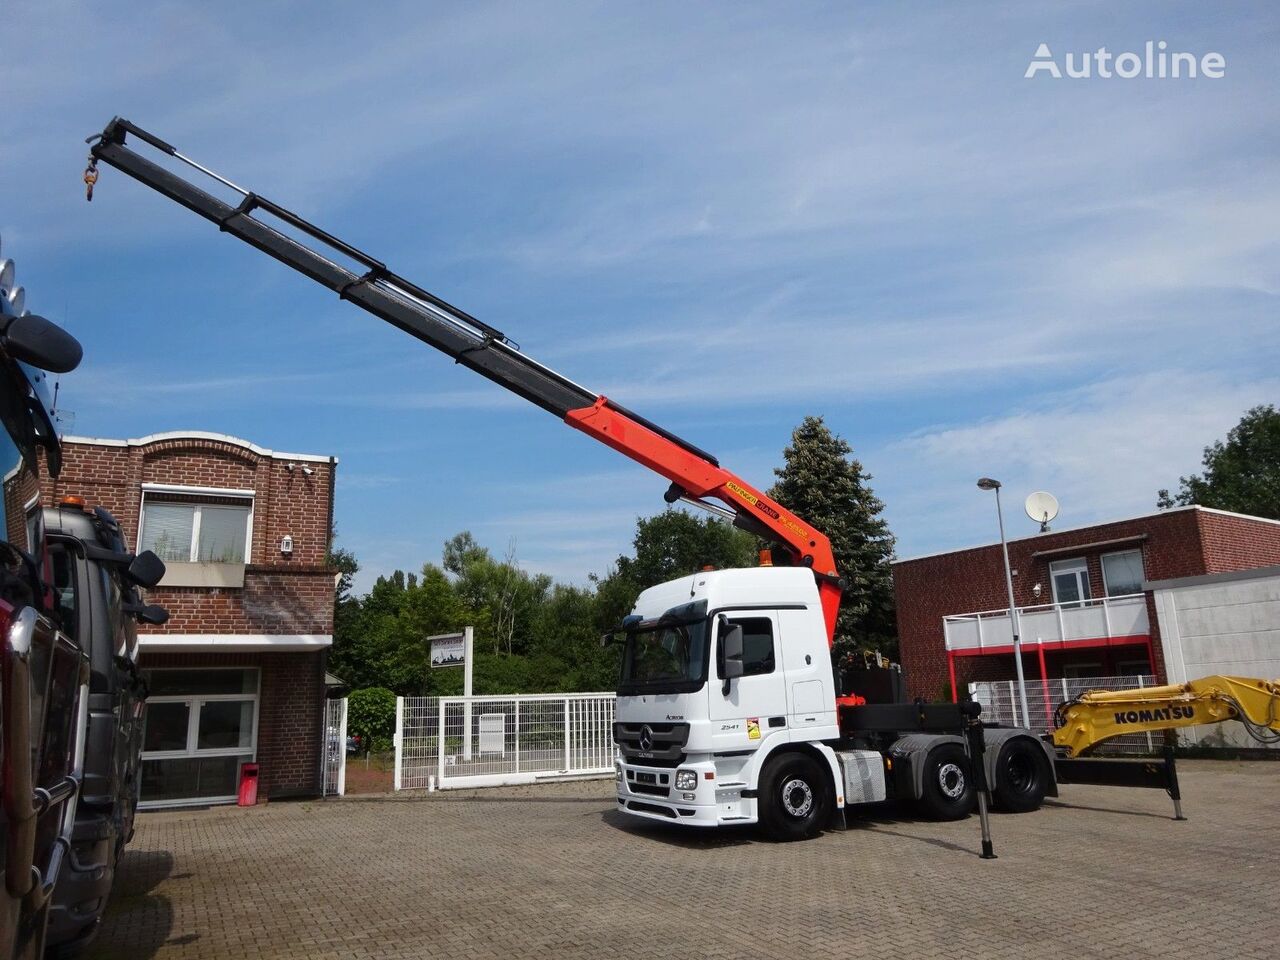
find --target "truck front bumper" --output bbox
[614,759,756,827]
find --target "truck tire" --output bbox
[992,738,1050,813]
[917,743,976,821]
[759,753,830,841]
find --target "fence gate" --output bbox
[395,693,616,791]
[323,697,347,796]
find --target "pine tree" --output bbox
[769,416,897,655]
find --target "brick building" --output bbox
[44,431,338,807]
[893,506,1280,703]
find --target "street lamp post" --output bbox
[977,478,1032,727]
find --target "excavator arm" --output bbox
[1052,675,1280,758]
[84,118,844,642]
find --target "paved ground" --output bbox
[86,760,1277,960]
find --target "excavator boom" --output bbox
[1052,675,1280,757]
[85,118,843,641]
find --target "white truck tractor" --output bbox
[610,567,1055,841]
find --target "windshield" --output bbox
[619,616,709,694]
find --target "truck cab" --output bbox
[613,567,840,830]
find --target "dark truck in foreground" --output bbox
[42,503,166,955]
[0,245,84,959]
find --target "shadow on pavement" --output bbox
[84,849,178,960]
[603,801,1001,855]
[600,808,759,847]
[1041,798,1179,820]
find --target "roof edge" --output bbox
[892,505,1278,566]
[63,431,335,464]
[1145,563,1280,592]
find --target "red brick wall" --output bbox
[894,509,1212,700]
[1197,510,1280,573]
[41,436,337,636]
[141,650,326,800]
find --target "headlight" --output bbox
[675,769,697,791]
[615,764,624,783]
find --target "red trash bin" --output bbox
[237,762,260,806]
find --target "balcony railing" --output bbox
[943,593,1149,653]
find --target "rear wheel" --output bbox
[759,753,830,841]
[917,743,976,820]
[992,738,1050,813]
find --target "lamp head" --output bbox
[976,477,1001,491]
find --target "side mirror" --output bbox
[134,604,169,626]
[2,313,83,374]
[124,602,168,625]
[127,550,166,589]
[721,622,744,694]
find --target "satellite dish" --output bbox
[1025,491,1059,530]
[7,286,24,316]
[0,259,13,297]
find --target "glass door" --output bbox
[1049,558,1091,608]
[140,669,258,807]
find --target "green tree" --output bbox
[347,687,396,754]
[394,564,467,694]
[769,415,896,656]
[1157,404,1280,520]
[443,532,551,655]
[327,545,360,677]
[592,510,757,631]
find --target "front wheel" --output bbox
[917,743,976,821]
[758,753,830,841]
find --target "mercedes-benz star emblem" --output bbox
[638,725,654,752]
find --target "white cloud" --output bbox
[880,370,1279,560]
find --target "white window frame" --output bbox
[1100,548,1145,598]
[1049,557,1091,605]
[139,667,261,808]
[136,483,255,566]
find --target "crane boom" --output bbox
[1052,675,1280,757]
[86,117,843,641]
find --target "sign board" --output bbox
[430,632,467,668]
[478,713,506,755]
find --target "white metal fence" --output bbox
[395,693,617,791]
[323,697,347,796]
[969,674,1159,754]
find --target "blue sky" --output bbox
[3,2,1277,592]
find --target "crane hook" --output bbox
[83,155,99,202]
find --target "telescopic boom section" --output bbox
[86,117,843,643]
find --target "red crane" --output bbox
[86,119,844,641]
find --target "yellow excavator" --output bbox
[1052,675,1280,758]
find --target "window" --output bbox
[1101,549,1145,597]
[140,668,259,806]
[1049,558,1091,606]
[48,542,79,643]
[139,493,252,565]
[717,617,775,678]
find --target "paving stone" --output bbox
[86,760,1279,960]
